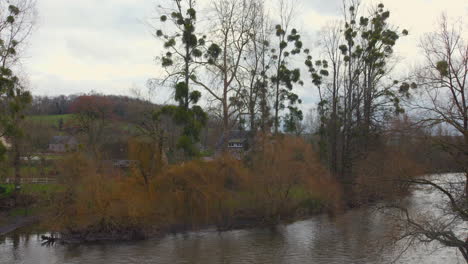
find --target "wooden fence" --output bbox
[1,178,57,184]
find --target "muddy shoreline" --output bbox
[0,215,40,236]
[33,209,328,245]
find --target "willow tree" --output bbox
[154,0,206,157]
[0,0,35,192]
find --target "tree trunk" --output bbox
[13,139,21,194]
[330,65,338,175]
[273,41,284,135]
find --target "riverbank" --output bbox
[0,189,329,243]
[49,202,328,244]
[0,184,329,243]
[1,182,463,264]
[0,214,40,236]
[0,184,63,237]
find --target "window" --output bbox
[228,142,243,148]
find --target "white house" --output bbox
[0,136,11,149]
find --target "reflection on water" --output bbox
[0,175,465,264]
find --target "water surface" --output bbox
[0,174,465,264]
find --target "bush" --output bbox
[49,137,341,237]
[244,135,341,221]
[154,156,249,228]
[354,146,424,204]
[48,153,155,235]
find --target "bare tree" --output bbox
[0,0,36,68]
[317,21,344,175]
[237,0,273,133]
[396,14,468,261]
[313,1,409,184]
[193,0,259,139]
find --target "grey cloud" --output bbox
[63,32,152,64]
[38,0,153,32]
[22,0,468,110]
[303,0,342,15]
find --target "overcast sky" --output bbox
[22,0,467,109]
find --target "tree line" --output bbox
[149,0,467,259]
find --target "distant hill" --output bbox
[26,114,75,124]
[26,94,162,125]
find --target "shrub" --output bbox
[49,153,156,236]
[49,137,341,237]
[354,146,424,204]
[244,135,341,221]
[153,155,249,227]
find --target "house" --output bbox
[112,160,139,168]
[0,136,10,149]
[216,130,251,159]
[48,136,78,153]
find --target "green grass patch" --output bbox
[9,207,31,217]
[21,183,64,194]
[0,184,15,198]
[0,183,64,199]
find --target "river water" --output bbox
[0,174,465,264]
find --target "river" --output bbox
[0,174,465,264]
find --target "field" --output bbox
[0,183,64,199]
[1,163,59,179]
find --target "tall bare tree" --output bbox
[314,1,410,184]
[237,0,272,133]
[194,0,259,139]
[396,15,468,261]
[315,21,344,175]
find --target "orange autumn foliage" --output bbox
[245,135,341,219]
[354,146,425,204]
[49,136,341,235]
[49,153,157,233]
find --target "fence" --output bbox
[1,178,57,184]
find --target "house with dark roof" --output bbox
[48,136,78,153]
[216,130,251,159]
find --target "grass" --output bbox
[40,154,63,160]
[1,165,57,178]
[115,121,140,134]
[0,184,15,198]
[0,183,64,199]
[0,184,65,219]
